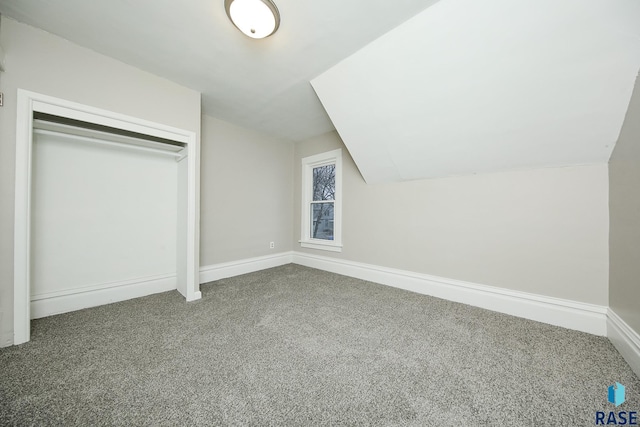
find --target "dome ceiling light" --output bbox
[224,0,280,39]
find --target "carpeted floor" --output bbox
[1,264,638,426]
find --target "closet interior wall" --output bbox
[29,117,185,318]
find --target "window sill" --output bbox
[299,240,343,253]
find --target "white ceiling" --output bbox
[312,0,640,183]
[2,0,639,183]
[0,0,440,142]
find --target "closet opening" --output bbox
[14,90,200,345]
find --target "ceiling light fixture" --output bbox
[224,0,280,39]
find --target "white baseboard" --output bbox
[186,291,202,302]
[28,250,296,320]
[607,309,640,377]
[200,252,294,284]
[30,274,177,319]
[23,250,635,372]
[292,252,608,336]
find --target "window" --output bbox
[300,149,342,252]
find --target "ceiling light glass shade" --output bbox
[224,0,280,39]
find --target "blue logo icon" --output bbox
[596,383,636,425]
[608,382,626,407]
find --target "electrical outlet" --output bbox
[269,242,275,249]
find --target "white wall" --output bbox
[609,73,640,334]
[0,16,201,347]
[200,115,293,267]
[294,132,610,305]
[30,131,178,300]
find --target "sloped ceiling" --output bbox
[312,0,640,183]
[0,0,439,142]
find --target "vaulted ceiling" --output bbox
[312,0,640,183]
[0,0,439,142]
[1,0,639,183]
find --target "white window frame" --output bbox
[300,149,342,252]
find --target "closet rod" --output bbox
[33,128,186,159]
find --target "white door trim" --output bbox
[14,89,201,345]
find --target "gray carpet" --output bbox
[1,264,638,426]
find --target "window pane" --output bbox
[311,202,334,240]
[312,164,335,201]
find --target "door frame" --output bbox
[14,89,201,345]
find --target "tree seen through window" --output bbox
[311,164,335,240]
